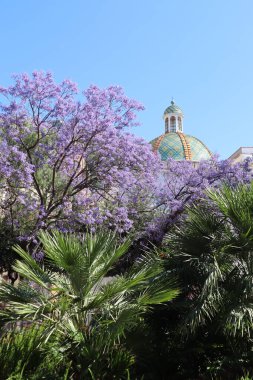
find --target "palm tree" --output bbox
[122,184,253,380]
[165,183,253,338]
[0,230,178,379]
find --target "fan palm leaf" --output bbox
[165,183,253,338]
[0,230,178,344]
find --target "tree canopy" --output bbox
[0,72,159,243]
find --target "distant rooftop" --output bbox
[228,147,253,161]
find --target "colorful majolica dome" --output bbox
[150,100,211,162]
[151,132,211,161]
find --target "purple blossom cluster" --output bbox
[146,157,253,242]
[0,72,159,239]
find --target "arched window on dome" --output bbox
[165,117,169,133]
[178,116,182,131]
[170,116,176,132]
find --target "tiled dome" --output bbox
[151,132,211,161]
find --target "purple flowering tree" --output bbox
[0,71,252,260]
[112,156,252,271]
[0,72,160,244]
[146,157,253,243]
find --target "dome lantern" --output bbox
[163,100,184,133]
[150,100,212,164]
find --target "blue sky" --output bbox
[1,0,253,158]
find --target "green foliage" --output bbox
[0,230,178,379]
[145,182,253,379]
[165,183,253,338]
[239,373,253,380]
[0,220,19,274]
[117,183,253,380]
[5,182,253,379]
[0,325,71,380]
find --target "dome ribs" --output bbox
[153,134,165,154]
[150,132,211,162]
[177,132,192,160]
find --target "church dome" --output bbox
[150,99,212,162]
[164,100,183,116]
[151,132,211,161]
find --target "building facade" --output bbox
[228,147,253,163]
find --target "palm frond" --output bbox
[12,245,52,290]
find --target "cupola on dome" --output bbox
[150,100,211,162]
[164,100,183,116]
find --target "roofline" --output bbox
[228,147,253,160]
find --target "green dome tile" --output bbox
[150,132,211,162]
[186,135,211,161]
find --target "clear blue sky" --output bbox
[1,0,253,158]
